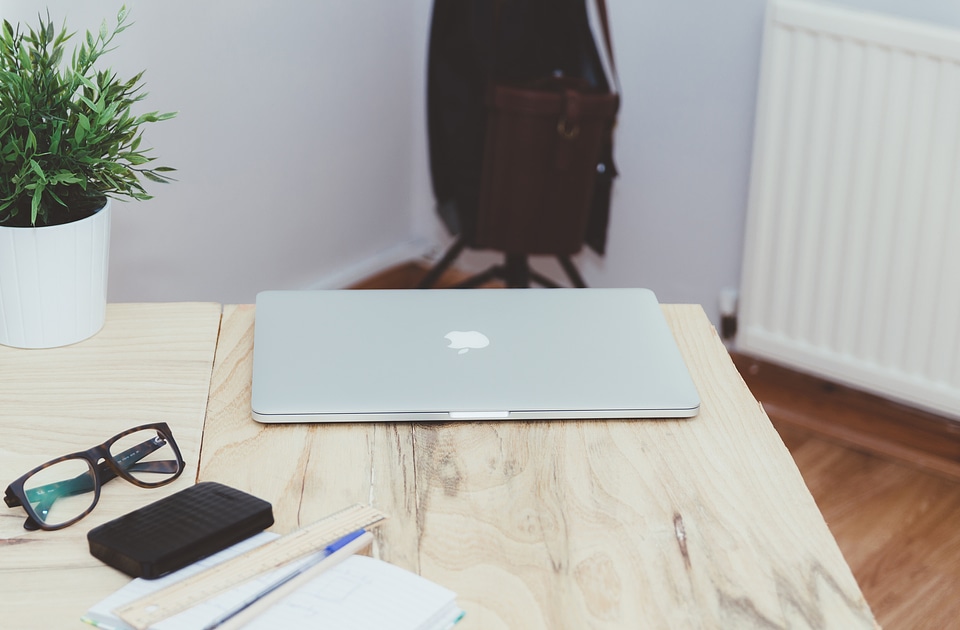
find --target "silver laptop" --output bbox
[251,288,700,423]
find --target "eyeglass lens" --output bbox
[20,427,182,529]
[23,458,97,529]
[109,428,182,485]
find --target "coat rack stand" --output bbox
[417,236,588,289]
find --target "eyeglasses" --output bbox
[4,422,185,531]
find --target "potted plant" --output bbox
[0,6,175,348]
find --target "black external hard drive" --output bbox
[87,481,274,579]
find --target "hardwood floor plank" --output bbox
[731,352,960,480]
[350,262,429,289]
[779,426,960,629]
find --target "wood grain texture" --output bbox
[0,302,222,629]
[197,305,422,572]
[200,302,877,629]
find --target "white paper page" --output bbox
[84,533,462,630]
[244,554,460,630]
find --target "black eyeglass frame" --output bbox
[3,422,185,531]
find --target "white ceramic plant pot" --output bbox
[0,200,111,348]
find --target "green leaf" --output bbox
[77,73,97,92]
[50,171,82,185]
[29,159,46,181]
[142,170,171,183]
[78,94,98,110]
[99,20,108,42]
[31,185,43,224]
[47,188,66,208]
[50,124,62,153]
[98,101,119,126]
[2,20,14,46]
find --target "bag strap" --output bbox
[593,0,620,94]
[489,0,620,95]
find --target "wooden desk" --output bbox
[0,303,222,628]
[0,303,878,628]
[202,304,877,629]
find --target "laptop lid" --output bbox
[251,288,700,423]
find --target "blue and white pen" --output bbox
[202,529,368,630]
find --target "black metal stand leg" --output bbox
[529,270,560,288]
[504,255,530,287]
[419,243,587,290]
[417,236,468,288]
[558,256,587,288]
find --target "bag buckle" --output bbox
[557,118,580,140]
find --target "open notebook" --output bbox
[83,532,463,630]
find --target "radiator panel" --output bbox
[740,0,960,418]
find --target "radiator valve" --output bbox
[719,287,739,341]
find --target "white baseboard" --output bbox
[305,237,438,289]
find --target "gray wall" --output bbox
[4,0,434,303]
[5,0,959,325]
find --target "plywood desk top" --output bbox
[199,303,878,629]
[0,303,222,629]
[0,302,877,628]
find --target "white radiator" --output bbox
[740,0,960,419]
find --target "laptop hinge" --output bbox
[448,411,510,419]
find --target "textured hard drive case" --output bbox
[87,481,274,579]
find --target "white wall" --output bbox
[5,0,434,304]
[6,0,959,324]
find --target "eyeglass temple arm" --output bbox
[3,487,19,508]
[16,436,177,527]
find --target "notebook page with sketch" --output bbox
[83,532,463,630]
[251,288,700,423]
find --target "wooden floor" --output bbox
[355,262,960,629]
[731,354,960,629]
[776,424,960,629]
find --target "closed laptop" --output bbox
[251,288,700,422]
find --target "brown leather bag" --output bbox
[476,78,619,255]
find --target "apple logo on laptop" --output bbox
[444,330,489,354]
